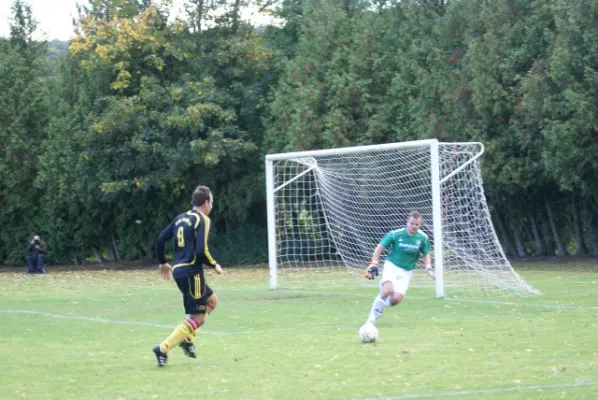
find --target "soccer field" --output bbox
[1,261,597,400]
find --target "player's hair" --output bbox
[407,210,422,220]
[191,186,212,207]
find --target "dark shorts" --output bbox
[175,270,213,315]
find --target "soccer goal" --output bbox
[265,139,540,297]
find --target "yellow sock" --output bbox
[160,318,198,353]
[186,313,209,343]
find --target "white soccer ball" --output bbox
[359,323,378,343]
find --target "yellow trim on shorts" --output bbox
[192,274,202,299]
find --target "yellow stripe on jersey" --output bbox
[172,255,196,269]
[201,213,217,266]
[186,211,202,229]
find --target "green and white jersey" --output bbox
[379,228,430,271]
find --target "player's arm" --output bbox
[196,216,223,274]
[421,236,434,280]
[365,231,395,279]
[364,244,385,279]
[423,253,434,280]
[370,244,385,265]
[156,221,175,280]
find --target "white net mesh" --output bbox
[268,142,540,296]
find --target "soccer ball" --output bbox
[359,323,378,343]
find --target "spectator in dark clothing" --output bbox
[26,235,48,274]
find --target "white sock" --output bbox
[366,294,388,325]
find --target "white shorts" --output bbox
[380,260,414,295]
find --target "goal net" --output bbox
[265,139,540,297]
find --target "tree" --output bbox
[266,0,374,151]
[0,0,49,263]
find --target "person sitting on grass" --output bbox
[26,235,48,274]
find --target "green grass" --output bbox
[1,260,597,400]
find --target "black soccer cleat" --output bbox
[179,339,197,358]
[152,345,168,367]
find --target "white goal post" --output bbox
[265,139,540,297]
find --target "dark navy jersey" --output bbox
[156,210,217,279]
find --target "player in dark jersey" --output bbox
[152,185,223,367]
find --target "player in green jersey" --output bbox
[363,211,435,326]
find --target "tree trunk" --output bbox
[494,210,517,257]
[196,0,205,33]
[92,247,104,264]
[231,0,242,34]
[545,199,568,256]
[110,231,121,261]
[510,221,528,257]
[186,0,205,34]
[571,196,586,256]
[145,242,154,259]
[588,212,598,256]
[529,214,544,256]
[540,217,556,256]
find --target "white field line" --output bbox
[0,308,531,337]
[86,284,173,290]
[89,283,595,300]
[81,285,598,309]
[0,310,231,335]
[19,283,598,311]
[2,307,586,338]
[0,309,358,335]
[364,380,598,400]
[6,280,596,315]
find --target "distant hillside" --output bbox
[47,39,69,61]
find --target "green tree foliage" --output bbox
[0,0,49,263]
[266,0,372,151]
[2,0,598,263]
[32,0,280,263]
[265,0,598,257]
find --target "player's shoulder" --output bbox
[387,228,406,240]
[416,230,429,240]
[391,228,406,235]
[186,210,200,218]
[172,212,187,222]
[186,210,206,226]
[188,210,212,224]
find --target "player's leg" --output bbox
[185,289,217,334]
[36,254,47,274]
[389,291,404,305]
[366,261,397,325]
[26,256,36,274]
[185,280,215,338]
[181,288,217,358]
[190,287,216,335]
[180,276,214,358]
[388,268,414,306]
[152,274,204,366]
[206,291,218,313]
